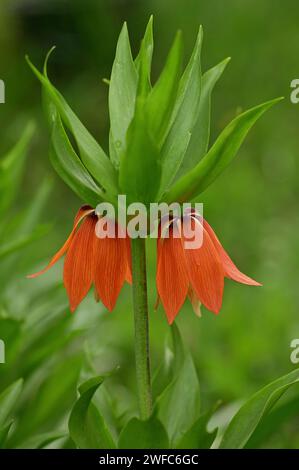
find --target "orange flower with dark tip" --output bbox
[156,211,261,324]
[28,206,132,312]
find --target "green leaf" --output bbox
[219,368,299,449]
[0,421,13,448]
[118,416,169,449]
[119,97,161,204]
[157,353,201,447]
[159,27,203,195]
[50,113,105,206]
[146,31,183,147]
[176,409,218,449]
[17,431,66,449]
[164,97,283,203]
[69,376,116,449]
[0,379,23,428]
[0,122,35,216]
[176,57,230,179]
[245,394,299,448]
[134,19,154,101]
[0,224,50,260]
[152,323,184,399]
[135,16,154,82]
[109,22,138,168]
[26,55,118,195]
[9,355,82,447]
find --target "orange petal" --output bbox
[27,206,94,279]
[93,219,129,311]
[63,214,96,312]
[203,219,261,286]
[183,219,224,314]
[156,224,189,324]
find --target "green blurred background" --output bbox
[0,0,299,448]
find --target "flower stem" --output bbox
[131,237,152,420]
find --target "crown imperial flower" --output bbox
[156,211,260,324]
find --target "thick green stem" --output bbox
[131,237,152,420]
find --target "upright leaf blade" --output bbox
[159,27,203,194]
[26,56,118,194]
[119,98,161,204]
[146,31,183,146]
[176,57,230,178]
[176,408,218,449]
[69,376,116,449]
[118,416,169,449]
[157,353,201,446]
[50,114,105,206]
[109,22,138,168]
[219,368,299,449]
[135,16,154,81]
[0,379,23,428]
[164,97,283,203]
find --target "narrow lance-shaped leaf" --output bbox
[164,97,283,203]
[26,55,118,195]
[0,379,23,428]
[146,31,183,147]
[135,15,154,82]
[159,26,203,195]
[109,22,137,168]
[50,112,106,207]
[69,376,116,449]
[119,97,161,204]
[133,17,154,106]
[0,421,13,448]
[176,57,231,179]
[219,368,299,449]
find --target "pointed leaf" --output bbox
[118,416,169,449]
[164,97,283,203]
[50,113,105,206]
[69,376,116,449]
[0,421,13,448]
[176,409,218,449]
[157,353,200,446]
[146,31,183,146]
[26,56,118,194]
[135,16,154,81]
[159,27,203,194]
[109,22,138,167]
[152,322,185,399]
[177,57,230,178]
[0,379,23,427]
[119,97,161,204]
[220,368,299,449]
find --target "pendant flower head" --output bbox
[28,206,132,312]
[27,19,280,325]
[156,211,261,324]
